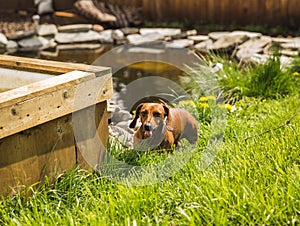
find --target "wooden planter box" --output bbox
[0,55,113,196]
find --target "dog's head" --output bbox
[129,102,173,138]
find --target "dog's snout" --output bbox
[144,123,152,131]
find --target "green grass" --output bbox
[0,96,299,225]
[193,55,300,103]
[0,57,300,225]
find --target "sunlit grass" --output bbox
[0,94,299,225]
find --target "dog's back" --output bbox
[170,108,198,144]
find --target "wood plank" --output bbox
[0,71,113,139]
[0,114,76,196]
[75,101,109,170]
[0,70,94,108]
[0,54,111,76]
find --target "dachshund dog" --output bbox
[129,101,198,150]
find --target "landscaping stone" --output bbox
[272,37,294,44]
[92,24,105,32]
[172,29,197,39]
[55,30,101,43]
[121,27,139,35]
[280,49,299,57]
[247,54,270,64]
[188,35,209,43]
[127,33,164,45]
[58,24,93,33]
[280,55,293,66]
[112,29,125,41]
[208,31,230,40]
[37,24,58,36]
[209,34,248,52]
[236,37,271,60]
[18,36,54,50]
[98,29,114,43]
[228,30,262,39]
[280,38,300,49]
[139,28,181,37]
[0,33,8,47]
[236,47,263,60]
[6,40,18,51]
[166,39,194,48]
[238,36,271,49]
[194,39,213,50]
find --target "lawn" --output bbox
[0,56,299,225]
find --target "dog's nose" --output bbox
[144,123,152,131]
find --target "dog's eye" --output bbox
[153,112,161,117]
[141,111,147,117]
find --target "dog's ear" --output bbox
[129,104,143,128]
[162,102,174,131]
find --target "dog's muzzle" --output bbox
[143,123,153,138]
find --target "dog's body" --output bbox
[129,102,198,150]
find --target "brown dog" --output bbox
[129,101,198,150]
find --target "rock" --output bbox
[6,40,18,50]
[18,36,55,50]
[0,33,8,47]
[229,30,262,39]
[57,43,102,50]
[55,30,101,43]
[208,31,230,40]
[37,24,58,36]
[92,24,104,32]
[111,109,133,124]
[18,36,43,49]
[37,0,54,15]
[238,36,271,49]
[280,38,300,49]
[58,24,93,33]
[127,33,164,45]
[139,28,181,37]
[280,49,298,57]
[236,37,271,60]
[194,39,213,50]
[173,29,198,39]
[7,30,36,40]
[280,55,293,66]
[248,54,270,64]
[188,35,209,43]
[185,29,198,36]
[112,29,125,41]
[209,34,248,52]
[98,30,114,43]
[109,125,133,148]
[272,37,294,44]
[236,47,263,60]
[166,39,194,48]
[121,27,139,35]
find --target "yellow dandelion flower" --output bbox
[200,103,210,109]
[218,104,236,112]
[292,71,300,77]
[199,96,208,102]
[224,104,233,112]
